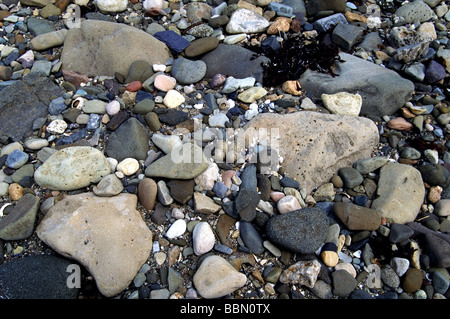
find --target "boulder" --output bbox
[61,20,171,77]
[36,193,153,297]
[371,162,425,224]
[243,111,379,195]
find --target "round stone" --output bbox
[106,100,121,116]
[8,183,24,201]
[154,74,177,92]
[402,268,423,293]
[116,158,140,176]
[163,90,185,109]
[321,250,339,267]
[192,222,215,255]
[171,57,207,85]
[277,195,301,214]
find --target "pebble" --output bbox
[276,195,301,214]
[279,259,321,288]
[402,268,423,293]
[193,255,247,299]
[192,222,215,256]
[116,158,140,176]
[0,0,449,301]
[6,149,29,169]
[165,219,186,239]
[163,89,185,109]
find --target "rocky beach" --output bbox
[0,0,449,302]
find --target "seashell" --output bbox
[71,96,85,109]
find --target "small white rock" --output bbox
[171,208,185,219]
[153,64,167,72]
[116,158,140,176]
[106,100,121,116]
[192,222,215,255]
[46,119,67,134]
[166,219,187,239]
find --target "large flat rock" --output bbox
[36,193,153,297]
[244,111,379,194]
[61,20,171,77]
[0,73,64,142]
[298,53,415,117]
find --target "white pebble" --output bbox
[153,64,166,72]
[116,158,140,175]
[166,219,186,239]
[106,100,121,116]
[46,119,67,134]
[192,222,215,255]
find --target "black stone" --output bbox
[239,221,264,255]
[0,254,79,299]
[155,108,189,126]
[265,207,329,254]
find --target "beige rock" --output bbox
[116,158,140,176]
[137,178,157,210]
[237,87,267,103]
[29,29,68,51]
[34,146,111,191]
[313,182,335,202]
[267,17,291,35]
[61,20,171,77]
[244,112,379,194]
[371,162,425,224]
[281,80,302,96]
[163,89,185,108]
[194,192,221,214]
[428,186,443,203]
[193,255,247,298]
[321,250,339,267]
[321,92,362,116]
[8,183,24,201]
[36,193,153,297]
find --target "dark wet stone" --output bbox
[239,221,264,254]
[265,207,329,254]
[154,108,189,126]
[0,254,79,299]
[153,30,190,54]
[0,73,63,142]
[105,117,150,161]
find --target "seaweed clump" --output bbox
[252,31,344,87]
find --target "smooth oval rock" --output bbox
[171,57,207,85]
[34,146,111,191]
[192,222,215,255]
